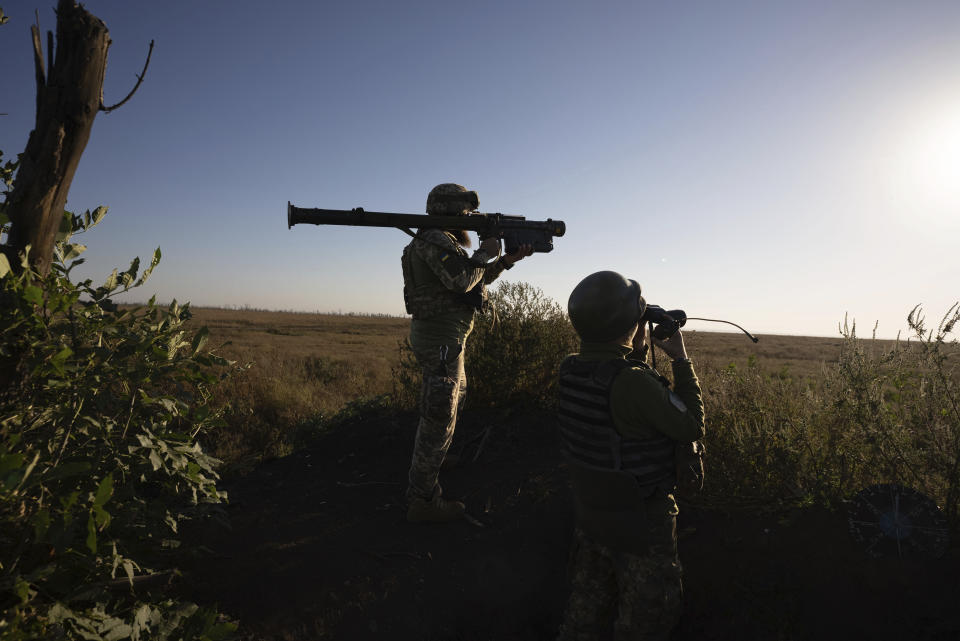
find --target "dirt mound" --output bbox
[181,410,960,640]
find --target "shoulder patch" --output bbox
[668,390,688,413]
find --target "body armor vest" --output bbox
[557,356,677,552]
[401,238,485,320]
[558,357,676,486]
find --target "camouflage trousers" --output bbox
[557,524,683,641]
[405,341,466,502]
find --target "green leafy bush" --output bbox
[1,163,236,638]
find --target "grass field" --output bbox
[173,300,960,639]
[189,306,854,385]
[184,298,960,527]
[184,308,411,464]
[185,305,879,459]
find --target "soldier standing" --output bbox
[556,270,705,640]
[401,183,533,522]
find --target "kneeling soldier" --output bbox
[556,270,705,641]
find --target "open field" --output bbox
[183,305,913,467]
[186,307,411,364]
[187,306,856,378]
[168,304,960,639]
[187,306,865,416]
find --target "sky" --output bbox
[1,0,958,338]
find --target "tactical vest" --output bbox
[401,237,485,320]
[557,356,677,552]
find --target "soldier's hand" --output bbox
[479,237,500,256]
[503,243,534,266]
[653,330,688,361]
[631,325,646,354]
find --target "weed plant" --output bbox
[699,307,960,531]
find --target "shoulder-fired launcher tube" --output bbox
[287,202,566,253]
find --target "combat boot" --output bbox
[406,489,465,523]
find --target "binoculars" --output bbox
[643,304,687,340]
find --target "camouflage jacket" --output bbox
[401,229,508,322]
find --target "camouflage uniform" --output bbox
[402,184,510,504]
[556,342,704,641]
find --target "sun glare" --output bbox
[895,105,960,218]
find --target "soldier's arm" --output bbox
[482,258,508,284]
[485,244,532,283]
[414,230,490,293]
[611,363,705,442]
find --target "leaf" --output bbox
[165,511,179,534]
[100,618,132,641]
[91,205,108,227]
[67,257,86,274]
[62,243,87,262]
[93,474,114,510]
[86,513,97,553]
[43,461,92,484]
[32,508,51,540]
[133,604,153,638]
[23,285,43,305]
[51,346,73,372]
[0,253,10,278]
[0,450,24,477]
[123,559,135,586]
[124,256,141,285]
[15,451,40,491]
[136,247,161,287]
[56,210,74,242]
[149,449,163,471]
[167,332,184,359]
[191,326,210,355]
[103,268,118,292]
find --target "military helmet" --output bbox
[426,183,480,215]
[568,271,646,342]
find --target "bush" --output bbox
[393,281,578,410]
[698,306,960,532]
[1,189,236,638]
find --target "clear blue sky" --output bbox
[2,1,958,338]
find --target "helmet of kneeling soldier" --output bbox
[568,270,647,342]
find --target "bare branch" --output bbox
[47,29,54,77]
[31,20,46,129]
[100,39,154,113]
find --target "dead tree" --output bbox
[2,0,151,277]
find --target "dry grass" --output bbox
[189,307,859,424]
[183,303,960,531]
[183,308,410,464]
[183,305,847,461]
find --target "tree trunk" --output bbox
[3,0,110,277]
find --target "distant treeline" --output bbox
[121,302,409,319]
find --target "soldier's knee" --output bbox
[420,374,458,422]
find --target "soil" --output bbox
[180,409,960,641]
